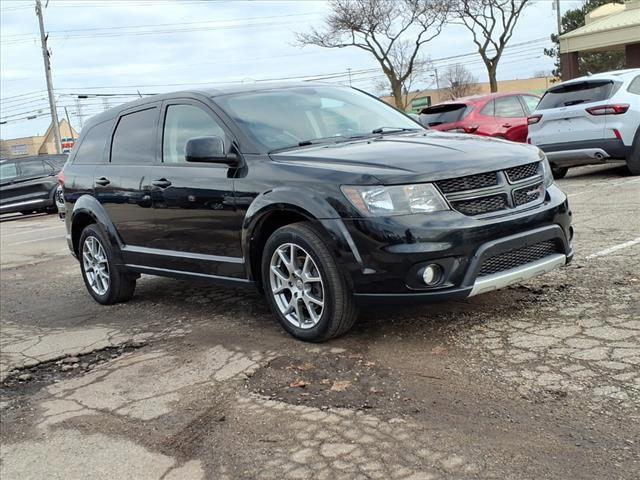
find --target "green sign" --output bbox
[410,96,431,112]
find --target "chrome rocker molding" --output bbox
[469,253,567,297]
[0,198,46,211]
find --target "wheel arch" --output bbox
[70,195,124,263]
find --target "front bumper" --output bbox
[332,184,572,305]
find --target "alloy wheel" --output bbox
[82,236,110,296]
[269,243,325,329]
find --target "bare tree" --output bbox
[453,0,529,92]
[441,64,480,99]
[297,0,450,110]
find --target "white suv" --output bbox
[527,69,640,178]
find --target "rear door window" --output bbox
[537,80,616,110]
[111,107,158,164]
[494,96,526,117]
[419,104,468,126]
[18,159,47,177]
[74,121,113,164]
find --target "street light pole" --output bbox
[555,0,562,37]
[35,0,61,154]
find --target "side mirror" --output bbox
[185,136,240,166]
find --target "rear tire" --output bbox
[79,224,136,305]
[261,222,358,342]
[625,141,640,176]
[552,166,569,179]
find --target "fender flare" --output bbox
[241,187,362,281]
[70,195,124,264]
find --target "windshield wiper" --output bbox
[371,127,420,134]
[297,135,348,147]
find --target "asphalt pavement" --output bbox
[1,164,638,479]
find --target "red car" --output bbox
[418,92,540,143]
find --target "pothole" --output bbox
[246,351,424,418]
[1,341,147,401]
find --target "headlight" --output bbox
[341,183,449,216]
[539,150,554,187]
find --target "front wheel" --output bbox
[79,224,136,304]
[552,166,569,179]
[261,222,358,342]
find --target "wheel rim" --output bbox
[82,236,110,296]
[269,243,325,330]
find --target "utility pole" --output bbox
[102,97,110,111]
[432,68,440,103]
[35,0,61,154]
[64,106,74,143]
[75,98,84,129]
[555,0,562,37]
[347,68,352,87]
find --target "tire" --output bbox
[79,224,136,305]
[552,166,569,179]
[20,210,36,215]
[261,222,358,342]
[625,141,640,176]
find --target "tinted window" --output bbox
[74,121,113,164]
[216,87,419,151]
[163,105,226,164]
[0,162,18,182]
[111,108,158,164]
[494,96,526,117]
[521,95,540,114]
[18,159,47,177]
[538,80,616,110]
[45,154,68,171]
[628,75,640,95]
[419,104,469,126]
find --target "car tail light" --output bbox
[527,115,542,125]
[586,104,629,115]
[57,171,65,186]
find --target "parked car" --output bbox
[527,68,640,178]
[418,92,540,143]
[61,84,572,341]
[0,154,67,216]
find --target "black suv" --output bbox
[1,154,67,215]
[61,84,573,341]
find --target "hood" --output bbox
[270,131,542,184]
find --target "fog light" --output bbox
[422,264,442,286]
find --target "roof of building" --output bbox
[559,0,640,53]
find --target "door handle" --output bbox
[95,177,110,186]
[152,178,172,188]
[502,123,512,128]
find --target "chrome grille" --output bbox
[479,240,559,277]
[505,162,540,182]
[513,182,543,206]
[436,172,498,193]
[450,194,508,216]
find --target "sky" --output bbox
[1,0,584,139]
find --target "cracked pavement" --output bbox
[1,164,639,479]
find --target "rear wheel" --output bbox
[552,166,569,179]
[261,222,358,342]
[625,141,640,176]
[79,224,136,304]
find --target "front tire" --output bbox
[552,166,569,179]
[261,222,358,342]
[79,224,136,305]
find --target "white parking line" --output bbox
[10,234,66,245]
[1,225,63,238]
[586,237,640,259]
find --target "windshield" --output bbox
[419,104,469,127]
[215,86,421,151]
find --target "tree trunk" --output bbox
[488,63,498,92]
[390,78,405,110]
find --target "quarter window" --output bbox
[494,96,526,117]
[163,104,227,163]
[480,100,494,116]
[74,121,113,164]
[111,108,158,164]
[628,75,640,95]
[521,95,540,114]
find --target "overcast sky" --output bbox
[1,0,583,139]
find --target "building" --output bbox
[381,76,554,113]
[559,0,640,80]
[0,119,78,159]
